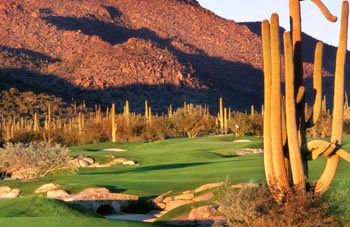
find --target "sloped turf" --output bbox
[0,136,348,226]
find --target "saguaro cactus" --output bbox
[111,103,116,142]
[262,0,350,196]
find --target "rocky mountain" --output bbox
[0,0,346,113]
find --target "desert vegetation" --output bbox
[0,142,71,180]
[0,0,349,227]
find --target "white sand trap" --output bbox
[97,148,127,152]
[237,151,251,156]
[233,139,252,143]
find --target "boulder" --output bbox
[162,196,174,203]
[79,187,110,195]
[154,202,166,209]
[152,190,172,204]
[82,157,94,165]
[10,189,21,195]
[35,183,61,193]
[193,192,214,202]
[0,186,11,195]
[114,158,135,165]
[124,160,135,165]
[174,192,194,200]
[194,182,224,193]
[0,192,19,198]
[165,199,192,211]
[47,190,69,198]
[188,205,218,220]
[78,159,90,167]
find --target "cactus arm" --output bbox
[302,140,350,163]
[270,14,290,190]
[306,42,323,128]
[281,96,288,147]
[296,86,305,104]
[315,0,348,195]
[262,19,275,185]
[302,140,336,160]
[284,31,306,189]
[310,0,338,22]
[336,149,350,162]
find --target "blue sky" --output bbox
[197,0,347,48]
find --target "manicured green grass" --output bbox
[0,197,98,218]
[0,135,349,226]
[0,197,173,227]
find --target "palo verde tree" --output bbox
[262,0,350,196]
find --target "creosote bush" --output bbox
[0,142,71,179]
[216,183,342,227]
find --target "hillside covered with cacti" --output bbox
[0,0,348,113]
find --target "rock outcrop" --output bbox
[40,185,138,214]
[0,0,340,113]
[0,186,21,198]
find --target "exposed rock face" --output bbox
[151,182,221,215]
[165,199,193,211]
[69,154,96,168]
[194,182,224,193]
[41,186,138,214]
[0,0,339,112]
[60,190,139,214]
[0,186,11,194]
[0,186,21,198]
[174,192,195,200]
[188,205,226,227]
[193,192,214,202]
[35,183,61,193]
[47,189,69,198]
[188,205,218,220]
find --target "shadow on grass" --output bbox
[209,152,238,158]
[79,162,210,175]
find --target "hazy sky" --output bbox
[197,0,347,48]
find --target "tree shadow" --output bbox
[79,162,211,176]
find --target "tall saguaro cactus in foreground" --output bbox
[262,0,350,196]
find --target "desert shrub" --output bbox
[172,106,215,138]
[216,183,342,227]
[343,119,350,135]
[307,113,332,138]
[10,130,42,144]
[79,120,108,145]
[229,112,263,136]
[0,142,71,179]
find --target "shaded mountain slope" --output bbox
[0,0,346,112]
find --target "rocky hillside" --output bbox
[0,0,346,113]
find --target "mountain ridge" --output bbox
[0,0,347,113]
